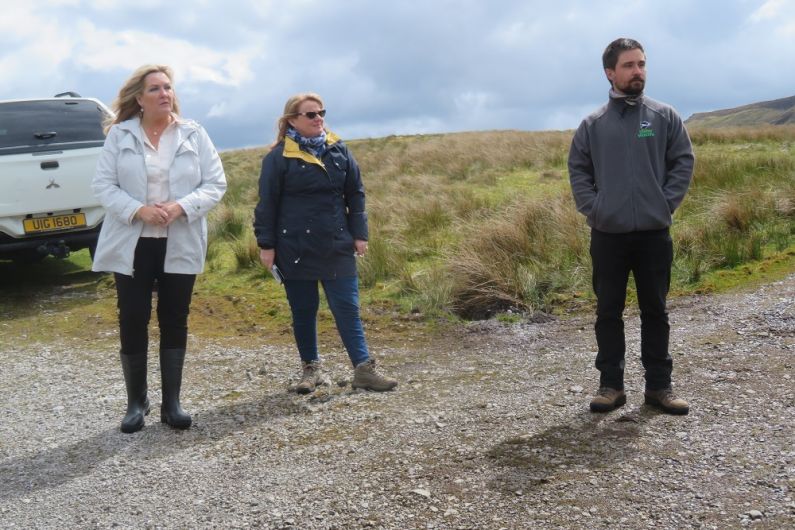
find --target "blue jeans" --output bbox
[283,277,370,367]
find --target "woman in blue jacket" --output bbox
[254,93,397,394]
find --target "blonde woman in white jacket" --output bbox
[92,65,226,433]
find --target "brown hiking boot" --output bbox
[295,360,322,394]
[589,387,627,412]
[352,359,398,392]
[644,388,689,415]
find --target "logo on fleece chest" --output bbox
[637,120,655,138]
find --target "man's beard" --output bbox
[622,78,645,96]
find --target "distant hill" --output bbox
[686,95,795,127]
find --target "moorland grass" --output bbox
[208,127,795,319]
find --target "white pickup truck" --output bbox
[0,93,112,262]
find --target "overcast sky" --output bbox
[2,0,793,150]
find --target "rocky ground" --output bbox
[1,275,793,529]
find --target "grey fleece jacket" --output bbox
[568,94,694,233]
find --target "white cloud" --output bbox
[0,6,77,96]
[207,101,228,118]
[748,0,795,37]
[454,91,493,111]
[453,91,498,130]
[73,20,259,86]
[491,20,543,48]
[750,0,787,22]
[0,3,263,103]
[2,1,794,149]
[86,0,163,8]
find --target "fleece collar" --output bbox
[609,87,644,107]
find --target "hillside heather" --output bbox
[686,95,795,127]
[211,126,795,319]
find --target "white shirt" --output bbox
[140,121,178,238]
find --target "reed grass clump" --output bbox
[209,203,250,241]
[446,192,589,318]
[206,127,794,319]
[229,232,261,271]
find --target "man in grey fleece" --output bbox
[568,37,695,415]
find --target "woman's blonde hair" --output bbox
[105,64,180,132]
[270,92,324,150]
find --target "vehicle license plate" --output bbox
[23,213,87,234]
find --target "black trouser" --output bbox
[589,228,673,391]
[114,238,196,355]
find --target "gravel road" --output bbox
[1,275,793,529]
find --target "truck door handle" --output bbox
[41,161,59,170]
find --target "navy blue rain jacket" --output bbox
[253,132,368,280]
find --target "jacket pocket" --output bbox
[334,226,355,256]
[587,193,604,227]
[117,148,145,196]
[276,226,303,265]
[172,148,201,197]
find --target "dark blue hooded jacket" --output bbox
[253,131,367,280]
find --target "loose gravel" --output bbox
[1,275,793,529]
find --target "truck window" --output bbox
[0,100,109,155]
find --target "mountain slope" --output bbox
[686,95,795,127]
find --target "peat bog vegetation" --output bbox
[1,125,794,348]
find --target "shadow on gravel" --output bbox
[0,391,303,502]
[487,409,649,493]
[0,256,106,320]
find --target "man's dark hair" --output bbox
[602,38,644,70]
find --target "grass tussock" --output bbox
[447,193,589,318]
[206,128,795,320]
[230,232,261,271]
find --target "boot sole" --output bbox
[589,394,626,413]
[644,396,689,415]
[161,417,192,429]
[161,407,192,429]
[120,420,144,434]
[351,382,398,392]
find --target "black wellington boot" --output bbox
[160,349,192,429]
[120,353,151,433]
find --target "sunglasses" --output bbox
[294,109,326,119]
